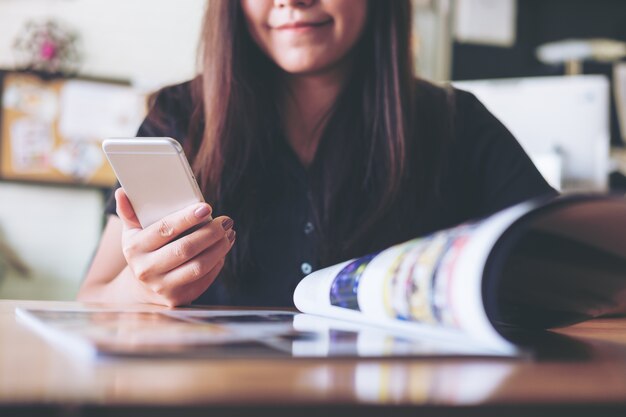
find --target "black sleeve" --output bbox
[103,82,193,216]
[452,88,558,219]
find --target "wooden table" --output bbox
[2,300,626,416]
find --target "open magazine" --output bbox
[294,193,626,356]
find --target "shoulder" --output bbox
[411,78,490,143]
[148,79,195,115]
[136,78,198,142]
[412,77,491,128]
[412,78,556,216]
[412,78,522,153]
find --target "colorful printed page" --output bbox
[294,201,536,356]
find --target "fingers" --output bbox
[130,200,214,253]
[153,225,235,292]
[146,216,235,274]
[115,188,141,230]
[116,186,214,253]
[159,258,226,307]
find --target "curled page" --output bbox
[294,201,537,356]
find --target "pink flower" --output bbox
[40,39,57,60]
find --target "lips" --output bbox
[274,19,332,30]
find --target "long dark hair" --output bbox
[184,0,451,286]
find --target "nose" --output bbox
[273,0,315,8]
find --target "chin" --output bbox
[277,59,337,76]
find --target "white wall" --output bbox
[0,0,207,89]
[0,183,105,300]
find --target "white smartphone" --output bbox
[102,137,205,228]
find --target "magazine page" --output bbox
[289,314,518,357]
[14,308,296,359]
[294,200,540,355]
[483,194,626,330]
[15,307,515,359]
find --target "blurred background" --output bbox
[0,0,625,301]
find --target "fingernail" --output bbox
[227,229,236,243]
[222,218,234,231]
[194,205,211,219]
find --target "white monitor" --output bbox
[452,75,610,192]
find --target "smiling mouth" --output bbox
[274,20,332,30]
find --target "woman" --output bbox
[78,0,555,307]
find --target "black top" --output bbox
[105,79,556,307]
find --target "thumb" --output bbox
[115,188,142,230]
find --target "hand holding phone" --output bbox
[102,137,236,306]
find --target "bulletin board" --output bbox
[0,71,147,187]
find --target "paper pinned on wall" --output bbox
[51,142,104,182]
[10,118,54,173]
[3,84,58,123]
[454,0,517,47]
[58,80,145,142]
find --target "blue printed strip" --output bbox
[329,253,377,311]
